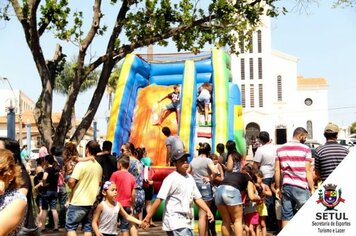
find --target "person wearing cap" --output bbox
[142,150,214,235]
[253,131,278,232]
[314,123,349,183]
[274,127,314,229]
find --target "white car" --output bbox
[30,148,39,159]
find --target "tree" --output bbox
[54,56,100,137]
[350,122,356,134]
[333,0,356,8]
[106,63,121,112]
[1,0,283,148]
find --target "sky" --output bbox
[1,1,356,136]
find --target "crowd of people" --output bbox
[0,121,350,236]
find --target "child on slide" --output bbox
[153,85,181,125]
[197,82,212,125]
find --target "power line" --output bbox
[328,105,356,111]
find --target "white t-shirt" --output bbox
[157,171,202,231]
[253,143,277,179]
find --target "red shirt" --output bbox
[110,170,136,207]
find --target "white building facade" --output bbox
[231,16,329,144]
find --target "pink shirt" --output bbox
[39,146,48,158]
[276,141,312,189]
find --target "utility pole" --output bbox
[1,76,18,142]
[18,90,23,146]
[6,100,16,140]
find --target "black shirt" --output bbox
[95,153,118,182]
[44,166,59,192]
[221,172,251,191]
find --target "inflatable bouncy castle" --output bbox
[107,49,246,189]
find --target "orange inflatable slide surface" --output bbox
[129,85,180,166]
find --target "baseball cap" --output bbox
[171,150,190,162]
[258,131,270,143]
[324,123,339,133]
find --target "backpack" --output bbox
[142,165,155,189]
[57,170,65,187]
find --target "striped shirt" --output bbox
[314,142,349,181]
[276,141,312,189]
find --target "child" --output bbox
[243,164,259,236]
[255,170,272,236]
[155,84,181,125]
[142,150,214,235]
[197,82,212,125]
[92,181,143,236]
[137,147,157,227]
[109,154,137,236]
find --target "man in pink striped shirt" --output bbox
[274,127,314,229]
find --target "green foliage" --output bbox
[0,2,10,21]
[350,122,356,134]
[333,0,356,8]
[123,0,282,54]
[54,57,99,94]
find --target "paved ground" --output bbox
[41,221,277,235]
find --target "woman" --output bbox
[189,142,217,236]
[40,154,60,232]
[0,149,27,235]
[225,140,243,176]
[62,142,80,181]
[0,137,39,236]
[215,163,261,236]
[121,142,145,236]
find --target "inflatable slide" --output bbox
[107,49,246,171]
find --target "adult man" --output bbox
[253,131,277,231]
[162,126,185,166]
[314,123,349,182]
[66,140,103,236]
[96,140,118,182]
[275,127,314,228]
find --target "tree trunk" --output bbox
[70,60,115,143]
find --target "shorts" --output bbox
[281,185,310,221]
[196,182,213,202]
[214,185,242,206]
[144,185,154,201]
[41,190,58,210]
[197,94,211,104]
[118,206,132,232]
[134,189,145,215]
[245,212,259,225]
[166,102,180,110]
[166,227,194,236]
[65,205,92,232]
